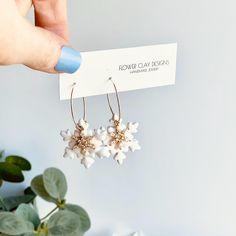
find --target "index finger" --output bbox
[32,0,69,41]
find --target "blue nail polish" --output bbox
[55,46,82,73]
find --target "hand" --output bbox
[0,0,81,74]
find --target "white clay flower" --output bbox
[61,119,110,168]
[107,114,141,165]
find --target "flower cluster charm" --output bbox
[60,119,110,169]
[61,115,140,168]
[106,115,141,165]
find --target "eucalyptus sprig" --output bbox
[0,167,91,236]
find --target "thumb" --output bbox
[19,19,81,74]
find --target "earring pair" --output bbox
[60,78,141,169]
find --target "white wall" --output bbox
[0,0,236,235]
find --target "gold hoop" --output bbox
[70,83,86,126]
[106,78,121,122]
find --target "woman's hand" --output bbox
[0,0,81,74]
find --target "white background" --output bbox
[0,0,236,235]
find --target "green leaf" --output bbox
[0,162,24,182]
[48,210,80,235]
[24,187,35,196]
[31,175,57,203]
[0,212,34,235]
[0,179,3,187]
[16,204,40,229]
[65,204,91,233]
[43,168,67,200]
[5,156,31,171]
[3,194,36,211]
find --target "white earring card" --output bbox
[59,43,177,100]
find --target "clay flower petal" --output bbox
[60,129,72,141]
[107,126,116,134]
[129,140,141,152]
[109,145,118,155]
[124,130,134,140]
[114,151,127,165]
[81,156,95,168]
[81,150,96,158]
[69,139,77,149]
[120,141,130,152]
[118,122,127,131]
[96,147,111,159]
[91,137,103,147]
[128,122,139,133]
[63,148,77,159]
[78,119,89,130]
[82,128,94,136]
[95,127,108,141]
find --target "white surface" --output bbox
[0,0,236,235]
[60,43,177,99]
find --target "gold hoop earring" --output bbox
[60,83,110,168]
[70,83,87,126]
[106,78,141,165]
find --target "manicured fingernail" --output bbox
[55,46,82,73]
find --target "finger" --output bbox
[15,0,32,16]
[32,0,69,41]
[13,18,81,73]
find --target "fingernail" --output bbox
[55,46,82,73]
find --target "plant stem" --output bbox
[40,206,58,221]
